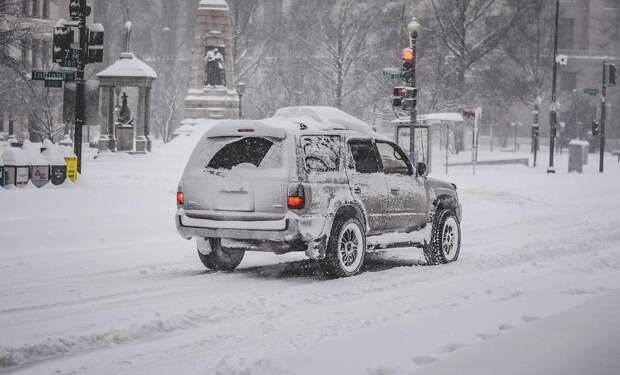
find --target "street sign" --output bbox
[383,67,403,79]
[31,70,76,82]
[45,79,63,88]
[60,48,80,68]
[584,88,599,96]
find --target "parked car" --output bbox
[176,110,462,277]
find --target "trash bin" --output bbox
[61,146,78,183]
[23,141,50,188]
[41,140,67,186]
[2,148,30,188]
[568,140,589,173]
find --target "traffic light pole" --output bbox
[408,29,418,165]
[548,0,560,174]
[73,0,87,174]
[599,62,607,173]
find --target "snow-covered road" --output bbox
[1,131,620,374]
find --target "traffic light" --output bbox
[69,0,80,20]
[531,126,540,138]
[87,23,104,63]
[592,120,600,136]
[392,86,405,107]
[70,0,91,21]
[609,64,616,87]
[401,48,415,84]
[53,25,73,64]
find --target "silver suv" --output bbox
[176,113,462,277]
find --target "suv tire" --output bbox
[319,216,366,278]
[197,238,245,271]
[424,209,461,265]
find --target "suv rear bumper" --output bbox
[175,209,331,258]
[176,210,299,241]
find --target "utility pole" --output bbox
[548,0,560,174]
[600,63,608,173]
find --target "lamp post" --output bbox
[532,96,542,167]
[548,0,560,174]
[237,82,246,119]
[407,18,420,165]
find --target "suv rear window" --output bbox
[300,135,341,173]
[196,137,283,171]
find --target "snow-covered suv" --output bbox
[176,107,462,277]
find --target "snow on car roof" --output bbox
[203,107,388,141]
[272,106,373,133]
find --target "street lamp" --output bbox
[548,0,560,173]
[532,96,542,167]
[237,81,246,119]
[407,17,420,165]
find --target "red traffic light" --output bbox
[402,48,415,62]
[393,87,405,97]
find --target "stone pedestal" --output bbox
[116,126,133,152]
[184,0,239,120]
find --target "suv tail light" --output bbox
[176,191,184,207]
[287,184,305,209]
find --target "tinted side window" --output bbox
[300,135,341,173]
[375,142,412,175]
[348,140,381,174]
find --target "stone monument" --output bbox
[184,0,239,119]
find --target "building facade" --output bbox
[556,0,620,140]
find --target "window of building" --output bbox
[31,0,39,18]
[560,71,578,92]
[558,18,575,50]
[42,0,49,18]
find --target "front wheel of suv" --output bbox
[319,216,366,278]
[197,238,245,271]
[424,209,461,265]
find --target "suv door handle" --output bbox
[353,186,362,194]
[391,188,400,194]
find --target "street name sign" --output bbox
[584,88,599,97]
[31,70,76,82]
[383,67,403,79]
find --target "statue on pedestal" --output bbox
[117,92,134,126]
[204,47,226,87]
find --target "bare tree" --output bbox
[425,0,524,99]
[0,0,37,69]
[293,0,380,109]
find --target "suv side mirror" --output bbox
[416,162,428,177]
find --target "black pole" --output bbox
[548,0,560,174]
[600,62,607,173]
[73,0,87,174]
[532,100,540,167]
[409,31,418,165]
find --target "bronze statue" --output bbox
[117,92,133,126]
[204,47,226,86]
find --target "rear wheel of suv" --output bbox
[197,238,245,271]
[319,216,366,278]
[424,209,461,265]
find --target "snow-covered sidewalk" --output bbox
[1,129,619,374]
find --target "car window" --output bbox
[375,141,412,175]
[300,135,341,173]
[348,140,381,174]
[206,137,282,170]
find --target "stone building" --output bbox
[0,0,71,142]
